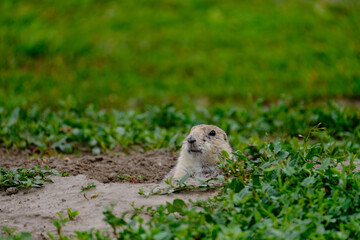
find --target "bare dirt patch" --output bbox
[0,149,217,239]
[0,148,178,183]
[0,175,214,239]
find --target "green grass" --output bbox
[1,0,360,239]
[0,166,59,189]
[100,139,360,239]
[0,102,359,238]
[1,0,360,110]
[2,132,360,239]
[107,143,360,239]
[81,182,96,192]
[1,99,359,154]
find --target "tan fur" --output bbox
[172,124,232,179]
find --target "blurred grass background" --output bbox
[1,0,360,110]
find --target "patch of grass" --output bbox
[47,208,79,240]
[117,174,144,184]
[66,137,360,239]
[139,174,224,197]
[0,100,359,154]
[1,227,31,240]
[0,0,359,110]
[61,170,71,177]
[0,166,59,189]
[5,131,359,239]
[81,182,96,192]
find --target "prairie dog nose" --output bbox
[187,136,196,144]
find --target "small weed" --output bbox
[47,208,79,240]
[0,227,31,240]
[81,182,96,192]
[61,170,71,177]
[67,208,79,221]
[0,166,59,189]
[139,173,225,197]
[117,174,144,183]
[102,204,129,238]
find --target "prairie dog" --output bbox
[173,124,232,179]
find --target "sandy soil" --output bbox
[0,175,214,239]
[0,149,216,239]
[0,148,178,183]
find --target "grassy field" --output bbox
[0,100,359,154]
[2,124,360,239]
[1,0,360,110]
[1,0,360,239]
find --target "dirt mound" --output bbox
[0,148,178,183]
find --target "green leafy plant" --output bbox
[47,208,79,240]
[117,174,144,183]
[2,129,360,239]
[61,170,71,177]
[0,100,358,154]
[0,227,32,240]
[0,166,59,189]
[139,173,225,197]
[81,182,96,192]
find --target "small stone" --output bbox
[90,193,99,199]
[6,187,18,195]
[108,173,117,181]
[95,157,103,161]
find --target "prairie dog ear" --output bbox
[224,134,227,142]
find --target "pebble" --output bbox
[108,172,118,181]
[6,187,19,195]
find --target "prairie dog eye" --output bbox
[209,130,216,136]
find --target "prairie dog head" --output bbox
[182,124,232,165]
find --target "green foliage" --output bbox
[52,137,360,239]
[0,166,59,189]
[67,208,79,221]
[0,0,359,238]
[0,100,359,153]
[139,174,225,197]
[0,0,359,109]
[61,170,71,177]
[117,174,144,183]
[47,208,79,240]
[2,128,360,239]
[0,227,31,240]
[81,182,96,192]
